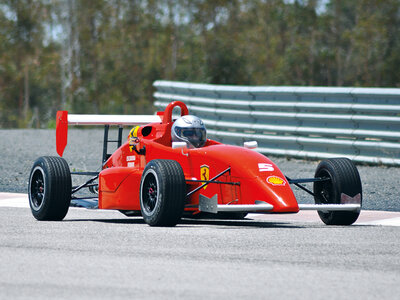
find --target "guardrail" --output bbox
[153,80,400,165]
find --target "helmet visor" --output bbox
[178,127,206,148]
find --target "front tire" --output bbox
[28,156,71,221]
[313,158,362,225]
[140,160,186,226]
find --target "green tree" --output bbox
[1,0,400,128]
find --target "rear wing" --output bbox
[56,111,162,157]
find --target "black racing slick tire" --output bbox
[140,159,186,226]
[313,158,362,225]
[28,156,71,221]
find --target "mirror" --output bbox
[243,141,258,149]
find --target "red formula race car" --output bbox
[28,101,362,226]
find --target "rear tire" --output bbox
[313,158,362,225]
[140,160,186,226]
[28,156,71,221]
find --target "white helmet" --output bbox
[171,115,207,148]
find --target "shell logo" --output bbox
[267,176,286,186]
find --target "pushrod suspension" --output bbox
[71,175,99,195]
[186,167,232,197]
[186,179,240,186]
[286,176,330,197]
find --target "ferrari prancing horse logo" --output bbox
[200,165,209,190]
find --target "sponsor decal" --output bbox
[267,176,286,186]
[258,163,274,172]
[127,162,135,168]
[200,165,210,190]
[126,156,136,162]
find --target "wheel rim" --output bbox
[142,170,158,215]
[315,170,334,204]
[30,167,45,211]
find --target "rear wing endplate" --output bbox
[56,111,162,157]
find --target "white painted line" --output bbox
[0,193,89,211]
[0,193,29,208]
[0,198,29,208]
[249,209,400,227]
[357,217,400,227]
[1,193,400,226]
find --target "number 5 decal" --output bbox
[258,163,274,172]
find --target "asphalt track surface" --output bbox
[0,129,400,299]
[0,203,399,299]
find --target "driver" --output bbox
[128,125,140,152]
[171,115,207,148]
